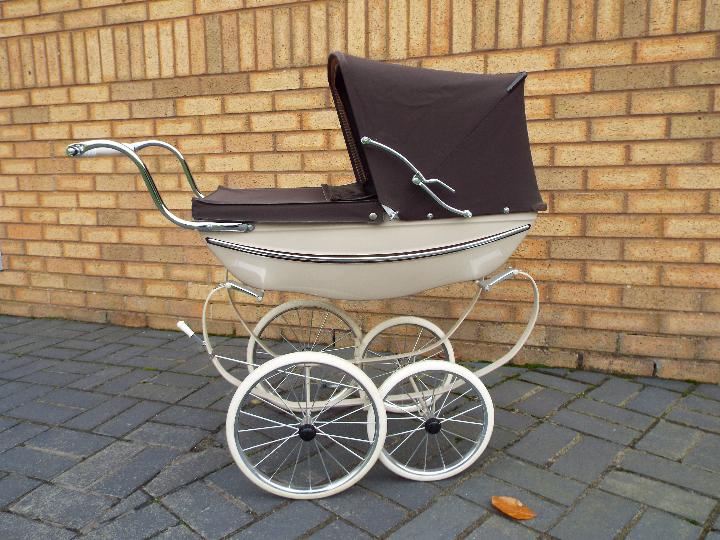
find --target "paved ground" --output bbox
[0,315,719,539]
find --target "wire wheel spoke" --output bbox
[379,363,493,481]
[358,319,456,417]
[228,354,384,498]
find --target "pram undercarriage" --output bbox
[64,53,545,499]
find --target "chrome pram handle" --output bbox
[360,137,472,219]
[66,139,252,233]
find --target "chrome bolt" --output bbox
[369,212,378,221]
[426,213,434,220]
[503,207,510,214]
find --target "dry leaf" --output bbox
[491,496,537,520]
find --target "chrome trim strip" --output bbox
[206,224,530,264]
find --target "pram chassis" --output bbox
[66,137,540,499]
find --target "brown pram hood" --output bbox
[328,52,546,221]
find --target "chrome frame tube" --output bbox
[360,136,472,218]
[66,139,251,233]
[131,140,204,199]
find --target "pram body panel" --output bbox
[203,212,535,300]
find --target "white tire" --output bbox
[376,360,493,481]
[226,351,386,499]
[357,316,455,413]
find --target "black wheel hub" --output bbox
[424,417,442,435]
[298,424,317,442]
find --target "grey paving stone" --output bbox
[552,409,639,445]
[56,441,144,489]
[32,347,83,361]
[620,448,720,498]
[25,427,113,457]
[6,400,82,424]
[520,371,589,394]
[318,487,407,537]
[121,354,179,371]
[550,489,641,540]
[466,514,538,540]
[154,524,202,540]
[91,446,180,498]
[634,377,693,393]
[636,420,701,460]
[11,483,114,529]
[0,446,78,480]
[124,382,195,403]
[0,381,29,399]
[83,503,178,540]
[120,334,171,347]
[56,339,108,351]
[485,456,585,506]
[95,400,167,437]
[231,500,330,539]
[490,380,539,408]
[493,408,536,432]
[0,474,40,507]
[127,422,207,450]
[388,495,483,540]
[307,518,372,540]
[95,369,153,394]
[103,346,155,365]
[68,366,132,390]
[63,395,138,430]
[0,356,30,374]
[180,378,234,408]
[507,423,577,465]
[0,511,75,540]
[514,387,573,417]
[678,394,720,416]
[75,342,131,363]
[360,464,442,510]
[565,370,608,385]
[145,447,231,497]
[162,482,253,540]
[0,383,52,413]
[626,508,702,540]
[0,422,48,452]
[206,463,285,515]
[599,470,715,522]
[666,407,720,433]
[625,386,680,416]
[0,360,56,382]
[150,372,210,389]
[0,415,17,432]
[550,435,621,483]
[154,405,225,430]
[98,490,149,523]
[454,474,564,532]
[695,383,720,402]
[587,378,642,405]
[568,398,654,430]
[683,432,720,472]
[20,369,85,386]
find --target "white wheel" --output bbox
[357,316,455,413]
[226,351,386,499]
[376,360,494,481]
[212,300,361,389]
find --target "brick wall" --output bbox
[0,0,718,382]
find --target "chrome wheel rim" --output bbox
[380,364,491,479]
[231,358,383,497]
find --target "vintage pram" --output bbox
[65,53,546,499]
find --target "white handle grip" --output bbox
[177,320,195,338]
[68,140,156,157]
[80,147,124,157]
